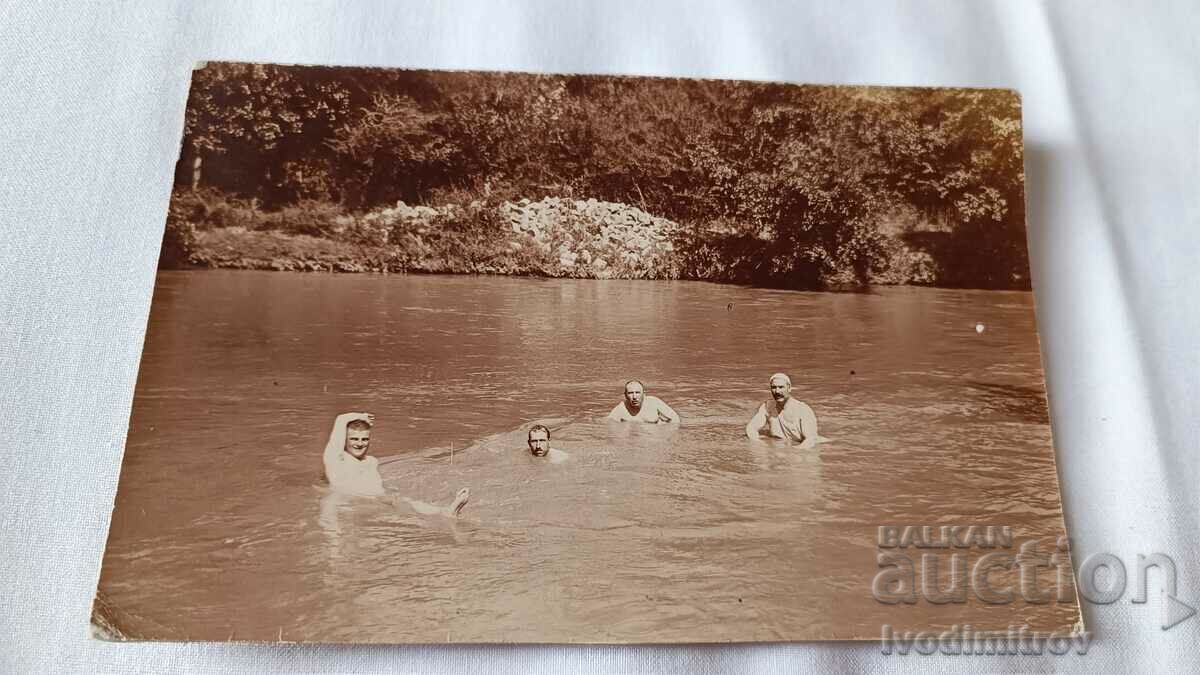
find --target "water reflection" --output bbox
[965,380,1052,424]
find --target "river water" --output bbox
[99,271,1076,642]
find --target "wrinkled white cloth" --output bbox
[1,1,1197,672]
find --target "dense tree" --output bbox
[175,63,1029,289]
[181,64,354,204]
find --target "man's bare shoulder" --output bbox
[325,451,379,474]
[784,398,815,415]
[642,395,664,410]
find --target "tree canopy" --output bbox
[177,63,1029,289]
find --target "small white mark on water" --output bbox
[975,323,985,333]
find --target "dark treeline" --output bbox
[173,62,1028,289]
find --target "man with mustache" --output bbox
[745,373,820,448]
[526,424,569,463]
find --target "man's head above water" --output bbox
[768,373,793,404]
[623,379,646,411]
[344,418,372,459]
[527,424,551,457]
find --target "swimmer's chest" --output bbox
[627,398,666,421]
[329,454,384,494]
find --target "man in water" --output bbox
[745,373,820,448]
[606,380,680,424]
[323,411,470,516]
[526,424,569,463]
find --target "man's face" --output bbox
[345,429,371,459]
[527,429,550,457]
[769,377,792,403]
[624,382,645,409]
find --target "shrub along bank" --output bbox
[163,189,939,287]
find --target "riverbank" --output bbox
[165,191,945,287]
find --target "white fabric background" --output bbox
[1,1,1197,672]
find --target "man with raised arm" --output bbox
[323,411,469,516]
[606,380,680,424]
[745,373,820,448]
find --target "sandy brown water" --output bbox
[98,271,1075,642]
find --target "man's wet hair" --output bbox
[527,424,551,440]
[624,379,645,392]
[346,419,371,432]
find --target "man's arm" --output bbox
[654,398,681,424]
[323,412,372,469]
[745,403,767,439]
[794,403,820,449]
[324,413,354,459]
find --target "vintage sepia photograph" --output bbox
[94,63,1077,643]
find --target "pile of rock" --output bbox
[354,201,460,238]
[501,197,677,278]
[343,196,682,279]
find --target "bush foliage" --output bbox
[169,64,1028,289]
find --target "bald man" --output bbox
[745,373,820,448]
[606,380,680,424]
